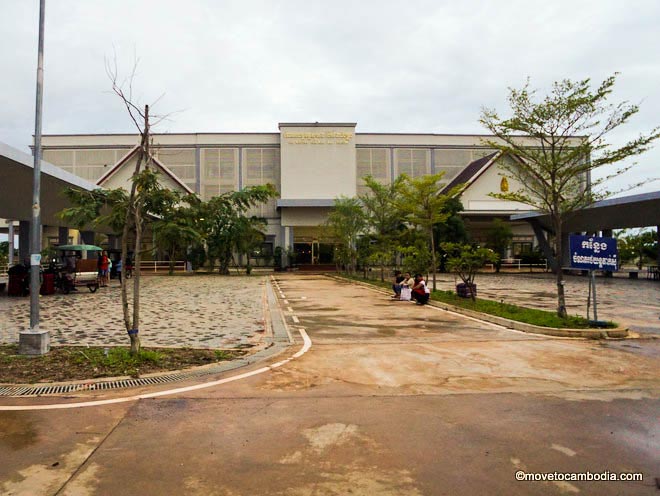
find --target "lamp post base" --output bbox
[19,330,50,355]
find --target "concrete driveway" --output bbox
[1,274,659,495]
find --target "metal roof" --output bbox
[277,199,336,208]
[511,190,660,231]
[0,141,98,225]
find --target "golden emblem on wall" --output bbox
[500,177,509,192]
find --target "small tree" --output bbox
[326,197,367,274]
[485,219,514,273]
[616,229,657,269]
[359,175,405,281]
[233,216,267,274]
[435,196,470,272]
[442,243,498,301]
[396,173,464,291]
[202,185,277,274]
[480,74,660,317]
[153,220,202,275]
[400,238,433,276]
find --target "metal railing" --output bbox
[486,259,549,272]
[137,261,187,273]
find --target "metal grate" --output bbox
[0,357,251,398]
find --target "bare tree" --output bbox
[106,57,170,354]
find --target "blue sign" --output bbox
[569,235,618,271]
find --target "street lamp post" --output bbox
[19,0,50,355]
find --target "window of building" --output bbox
[201,148,238,199]
[356,148,390,195]
[243,148,280,218]
[156,148,197,192]
[43,148,130,182]
[433,148,493,183]
[395,148,430,178]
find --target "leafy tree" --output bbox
[434,197,469,272]
[326,197,367,274]
[232,216,268,274]
[485,219,514,272]
[187,243,207,271]
[616,229,658,269]
[153,220,202,275]
[359,175,405,281]
[480,74,660,317]
[442,243,499,301]
[201,185,277,275]
[400,238,433,276]
[396,173,464,291]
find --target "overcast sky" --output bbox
[1,0,659,194]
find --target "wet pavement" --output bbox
[387,271,660,336]
[1,274,659,495]
[0,275,267,349]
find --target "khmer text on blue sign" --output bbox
[569,235,618,271]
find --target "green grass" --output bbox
[0,345,245,383]
[339,274,617,329]
[214,350,233,360]
[70,347,164,375]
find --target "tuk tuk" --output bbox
[54,244,102,293]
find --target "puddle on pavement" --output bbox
[0,412,39,450]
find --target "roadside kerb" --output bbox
[329,275,629,339]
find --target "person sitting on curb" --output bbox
[391,270,405,299]
[411,274,430,305]
[398,272,415,301]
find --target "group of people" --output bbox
[391,271,431,305]
[97,251,125,285]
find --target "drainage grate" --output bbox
[0,358,251,398]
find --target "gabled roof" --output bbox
[96,145,195,195]
[441,151,500,193]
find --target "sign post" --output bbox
[569,234,618,325]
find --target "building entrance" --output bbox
[293,241,335,265]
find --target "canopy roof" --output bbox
[0,141,98,225]
[511,191,660,231]
[56,244,103,251]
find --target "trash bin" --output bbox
[40,272,56,295]
[456,282,477,298]
[8,273,29,297]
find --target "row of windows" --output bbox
[355,148,493,195]
[45,146,493,216]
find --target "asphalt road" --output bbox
[1,274,658,495]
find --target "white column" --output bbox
[283,226,291,267]
[7,220,15,266]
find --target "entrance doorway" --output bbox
[293,241,336,265]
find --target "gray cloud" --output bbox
[1,0,658,193]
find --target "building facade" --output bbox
[40,122,539,264]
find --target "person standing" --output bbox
[115,258,122,283]
[98,250,110,287]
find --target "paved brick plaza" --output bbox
[0,275,267,349]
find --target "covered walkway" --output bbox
[511,191,660,270]
[0,141,98,263]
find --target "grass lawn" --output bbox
[0,345,245,384]
[339,274,617,329]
